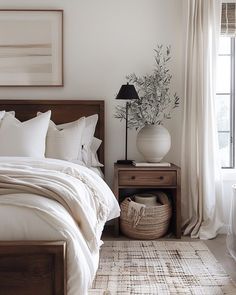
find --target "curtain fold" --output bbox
[181,0,224,239]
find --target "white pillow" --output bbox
[58,114,98,148]
[46,117,85,161]
[0,111,51,157]
[39,113,101,165]
[82,137,104,167]
[81,115,101,166]
[0,111,5,121]
[91,137,103,167]
[0,111,15,122]
[58,114,100,166]
[82,114,98,147]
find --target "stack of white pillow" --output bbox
[0,110,103,168]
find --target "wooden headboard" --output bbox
[0,100,105,168]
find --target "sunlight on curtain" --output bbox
[181,0,224,239]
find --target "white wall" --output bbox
[0,0,185,186]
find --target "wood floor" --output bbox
[102,227,236,283]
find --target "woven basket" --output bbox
[120,192,172,239]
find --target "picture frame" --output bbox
[0,9,63,87]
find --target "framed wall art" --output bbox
[0,9,63,86]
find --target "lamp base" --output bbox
[116,159,133,165]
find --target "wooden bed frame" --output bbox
[0,242,66,295]
[0,99,105,295]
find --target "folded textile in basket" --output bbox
[127,198,146,227]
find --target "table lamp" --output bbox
[116,82,139,164]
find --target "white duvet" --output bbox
[0,157,120,295]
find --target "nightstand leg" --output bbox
[113,167,120,237]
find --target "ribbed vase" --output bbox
[136,124,171,162]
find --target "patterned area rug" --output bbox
[89,241,236,295]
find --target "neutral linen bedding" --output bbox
[0,157,120,295]
[90,167,104,178]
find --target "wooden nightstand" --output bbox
[113,163,181,238]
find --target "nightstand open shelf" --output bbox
[113,163,181,238]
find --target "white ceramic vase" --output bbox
[136,124,171,162]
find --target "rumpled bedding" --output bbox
[0,157,120,295]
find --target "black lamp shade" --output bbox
[116,83,139,100]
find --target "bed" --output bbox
[0,100,120,295]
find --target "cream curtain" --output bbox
[181,0,225,239]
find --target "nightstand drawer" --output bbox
[118,170,176,186]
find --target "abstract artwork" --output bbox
[0,10,63,86]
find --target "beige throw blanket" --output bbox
[0,165,109,252]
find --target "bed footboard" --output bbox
[0,241,66,295]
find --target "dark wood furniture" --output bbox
[0,242,66,295]
[113,163,181,238]
[0,99,105,295]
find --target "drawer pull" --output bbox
[158,176,164,180]
[131,176,136,180]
